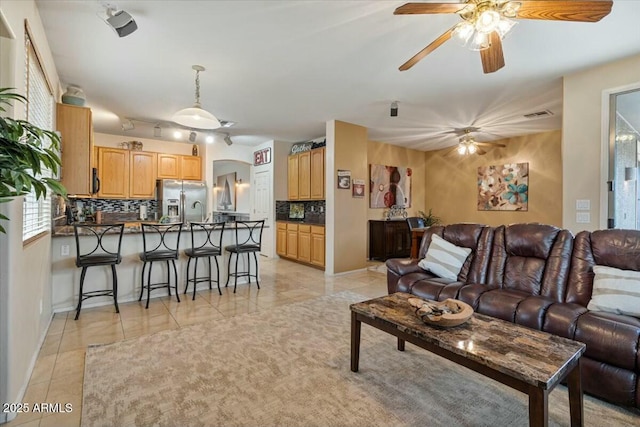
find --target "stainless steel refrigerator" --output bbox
[156,180,208,223]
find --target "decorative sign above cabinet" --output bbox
[254,147,272,166]
[290,142,313,155]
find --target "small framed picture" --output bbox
[337,170,351,189]
[352,179,365,198]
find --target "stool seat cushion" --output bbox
[76,254,121,267]
[139,250,178,262]
[225,244,260,253]
[185,247,222,257]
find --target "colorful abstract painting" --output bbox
[370,164,412,208]
[477,163,529,211]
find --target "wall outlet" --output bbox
[61,245,70,256]
[576,199,591,211]
[576,212,591,223]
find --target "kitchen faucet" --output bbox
[192,200,205,222]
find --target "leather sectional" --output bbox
[386,223,640,409]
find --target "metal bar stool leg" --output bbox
[184,257,192,295]
[172,259,180,302]
[111,264,119,313]
[234,251,240,293]
[207,257,212,290]
[139,262,147,302]
[146,262,153,309]
[75,266,88,320]
[192,257,198,300]
[253,251,261,289]
[166,260,171,297]
[225,251,232,287]
[214,256,221,295]
[247,252,251,285]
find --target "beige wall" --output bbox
[424,131,563,227]
[367,140,426,221]
[326,120,368,274]
[0,1,61,421]
[562,53,640,233]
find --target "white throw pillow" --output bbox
[587,265,640,318]
[418,234,472,281]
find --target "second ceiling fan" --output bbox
[395,0,613,74]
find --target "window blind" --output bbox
[22,30,54,242]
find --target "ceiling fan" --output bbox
[395,0,613,73]
[447,128,506,155]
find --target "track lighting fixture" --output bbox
[390,101,398,117]
[153,124,161,138]
[103,6,138,38]
[224,135,233,146]
[189,131,197,142]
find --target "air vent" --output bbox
[524,110,554,119]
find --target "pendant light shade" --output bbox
[172,65,221,130]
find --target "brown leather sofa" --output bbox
[386,223,640,409]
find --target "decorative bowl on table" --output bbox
[408,297,473,327]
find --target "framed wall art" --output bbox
[477,162,529,211]
[216,172,236,211]
[369,164,412,208]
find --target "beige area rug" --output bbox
[82,292,640,427]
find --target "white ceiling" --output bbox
[35,1,640,150]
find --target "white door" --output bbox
[254,170,270,221]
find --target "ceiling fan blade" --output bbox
[394,3,466,15]
[475,142,507,148]
[516,0,613,22]
[399,26,455,71]
[480,32,505,74]
[476,147,488,155]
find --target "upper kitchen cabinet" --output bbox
[157,153,181,179]
[181,155,202,181]
[129,151,157,198]
[56,103,94,196]
[97,147,129,198]
[287,148,325,201]
[157,153,202,180]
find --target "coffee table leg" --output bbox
[397,338,405,351]
[567,359,583,427]
[528,387,548,427]
[351,311,361,372]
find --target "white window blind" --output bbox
[23,31,54,242]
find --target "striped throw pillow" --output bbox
[587,265,640,318]
[418,234,472,281]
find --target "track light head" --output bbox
[390,101,398,117]
[189,131,197,142]
[224,135,233,146]
[104,7,138,38]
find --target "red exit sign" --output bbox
[254,148,271,166]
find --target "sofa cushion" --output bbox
[587,265,640,318]
[418,234,471,281]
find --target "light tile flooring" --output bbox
[6,258,388,427]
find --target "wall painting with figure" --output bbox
[369,164,412,208]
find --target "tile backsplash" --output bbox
[276,200,325,224]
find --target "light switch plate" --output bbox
[61,245,70,256]
[576,199,591,211]
[576,212,591,223]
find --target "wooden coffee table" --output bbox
[350,293,586,427]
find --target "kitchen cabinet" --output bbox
[129,151,157,198]
[276,223,287,256]
[286,223,298,259]
[310,226,325,267]
[287,148,325,201]
[288,155,299,200]
[181,155,202,181]
[157,154,181,179]
[276,221,325,269]
[56,103,94,196]
[310,148,325,200]
[369,220,411,261]
[97,147,129,198]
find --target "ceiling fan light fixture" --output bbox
[452,22,475,46]
[495,17,517,39]
[469,31,490,51]
[475,9,501,33]
[467,142,478,154]
[457,143,468,155]
[499,1,522,18]
[172,65,221,130]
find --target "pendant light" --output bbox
[172,65,221,130]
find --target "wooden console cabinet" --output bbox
[369,220,411,260]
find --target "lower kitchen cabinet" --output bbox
[368,220,410,260]
[276,221,325,269]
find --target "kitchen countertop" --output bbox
[52,221,269,237]
[276,220,325,226]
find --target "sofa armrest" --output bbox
[385,258,425,294]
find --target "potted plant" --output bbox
[0,88,66,233]
[417,209,441,227]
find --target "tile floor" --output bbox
[5,258,388,427]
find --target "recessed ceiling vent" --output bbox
[524,110,554,119]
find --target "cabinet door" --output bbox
[310,226,325,267]
[286,224,298,258]
[310,148,325,200]
[129,151,157,199]
[98,148,129,198]
[298,151,311,200]
[288,155,299,200]
[181,155,202,180]
[298,225,311,263]
[56,103,93,196]
[276,223,287,257]
[157,154,181,179]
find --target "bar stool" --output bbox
[225,220,265,293]
[184,221,226,299]
[72,223,125,320]
[138,222,183,309]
